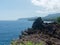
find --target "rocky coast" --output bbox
[11,17,60,45]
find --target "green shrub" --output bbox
[36,41,44,45]
[11,40,44,45]
[25,41,34,45]
[20,41,44,45]
[57,17,60,23]
[10,40,17,45]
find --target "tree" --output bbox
[57,17,60,23]
[32,17,44,30]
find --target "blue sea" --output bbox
[0,20,33,45]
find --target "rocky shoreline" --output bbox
[11,17,60,45]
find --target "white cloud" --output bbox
[31,0,60,14]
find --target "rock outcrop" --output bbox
[11,17,60,45]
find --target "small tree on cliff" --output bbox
[32,17,44,30]
[57,17,60,23]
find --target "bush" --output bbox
[57,17,60,23]
[20,41,44,45]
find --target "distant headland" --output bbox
[17,13,60,21]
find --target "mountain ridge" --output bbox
[17,13,60,21]
[44,13,60,19]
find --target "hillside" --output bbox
[44,13,60,20]
[11,17,60,45]
[17,13,60,21]
[24,13,60,21]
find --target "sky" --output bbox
[0,0,60,20]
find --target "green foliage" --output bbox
[10,41,15,45]
[11,40,44,45]
[20,43,24,45]
[36,41,44,45]
[10,40,17,45]
[25,41,34,45]
[57,17,60,23]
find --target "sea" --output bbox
[0,20,34,45]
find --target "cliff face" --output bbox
[11,23,60,45]
[11,17,60,45]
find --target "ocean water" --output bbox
[0,20,33,45]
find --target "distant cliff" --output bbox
[18,13,60,21]
[45,13,60,19]
[17,17,38,21]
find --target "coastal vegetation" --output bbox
[11,40,45,45]
[11,17,60,45]
[57,17,60,23]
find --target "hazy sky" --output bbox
[0,0,60,20]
